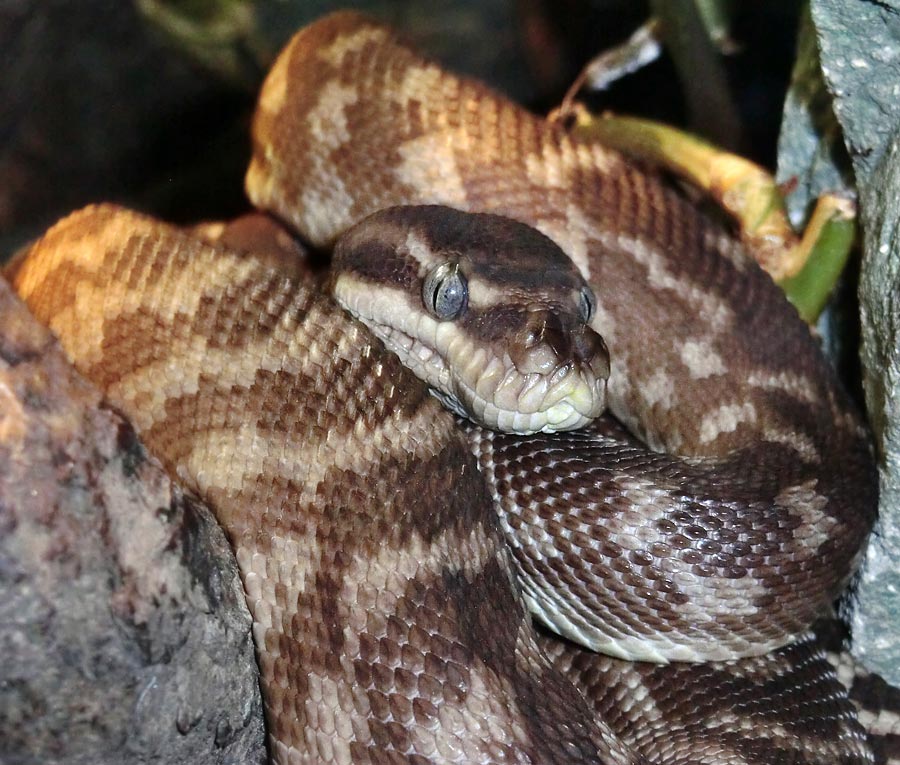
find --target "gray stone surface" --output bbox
[810,0,900,685]
[775,4,853,227]
[812,0,900,190]
[0,276,266,764]
[852,130,900,687]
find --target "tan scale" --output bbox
[8,10,890,765]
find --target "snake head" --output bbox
[332,205,610,434]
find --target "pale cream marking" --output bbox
[297,179,358,246]
[703,227,748,271]
[560,202,596,278]
[315,24,389,67]
[524,151,553,190]
[307,79,358,147]
[699,402,757,444]
[639,554,783,658]
[637,369,675,410]
[589,293,617,344]
[774,480,835,547]
[604,356,676,452]
[604,357,651,445]
[617,233,734,331]
[394,130,470,206]
[755,721,836,752]
[395,63,454,115]
[585,135,623,175]
[857,706,900,736]
[762,426,820,461]
[747,370,819,404]
[464,278,515,309]
[524,146,566,191]
[525,136,618,197]
[831,652,858,688]
[680,338,726,379]
[189,221,229,245]
[464,276,589,314]
[292,81,362,243]
[401,229,440,271]
[531,216,587,276]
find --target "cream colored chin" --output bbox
[482,400,593,435]
[458,367,604,435]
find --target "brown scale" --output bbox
[8,11,890,765]
[469,422,869,660]
[247,10,877,662]
[11,204,882,763]
[13,206,639,765]
[541,624,873,765]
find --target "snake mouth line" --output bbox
[374,323,606,434]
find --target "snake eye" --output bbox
[423,263,468,320]
[578,285,596,323]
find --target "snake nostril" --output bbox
[511,312,610,379]
[584,330,611,380]
[541,319,572,361]
[575,327,610,377]
[523,326,543,349]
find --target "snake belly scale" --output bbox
[8,9,885,765]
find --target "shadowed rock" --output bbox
[0,276,266,765]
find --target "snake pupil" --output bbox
[424,263,468,320]
[579,286,596,323]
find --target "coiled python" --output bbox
[8,10,892,765]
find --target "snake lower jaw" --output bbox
[347,312,607,434]
[457,368,608,434]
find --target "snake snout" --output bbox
[488,310,609,434]
[511,312,610,380]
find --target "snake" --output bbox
[7,9,892,765]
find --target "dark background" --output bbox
[0,0,803,257]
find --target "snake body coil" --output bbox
[247,13,877,661]
[9,10,886,765]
